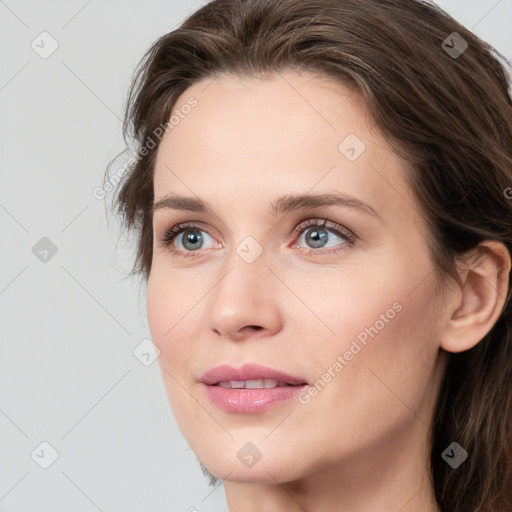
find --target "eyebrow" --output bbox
[153,192,383,221]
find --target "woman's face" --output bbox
[147,70,448,484]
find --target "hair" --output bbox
[107,0,512,509]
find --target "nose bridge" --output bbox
[207,236,282,338]
[213,238,270,311]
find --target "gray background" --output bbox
[1,1,511,511]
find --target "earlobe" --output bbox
[440,241,511,354]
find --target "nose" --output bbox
[206,250,283,342]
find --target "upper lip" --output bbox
[200,363,308,386]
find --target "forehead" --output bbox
[153,70,417,224]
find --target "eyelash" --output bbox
[158,218,356,259]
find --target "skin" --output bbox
[146,70,510,512]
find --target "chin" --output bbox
[197,448,308,485]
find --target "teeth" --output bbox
[217,379,289,389]
[245,379,265,389]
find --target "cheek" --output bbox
[146,271,203,431]
[298,252,441,404]
[306,267,441,432]
[290,261,415,360]
[146,269,199,368]
[146,273,172,347]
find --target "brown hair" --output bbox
[108,0,512,509]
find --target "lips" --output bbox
[200,363,308,387]
[199,363,309,413]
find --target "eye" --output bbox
[157,219,356,259]
[158,222,218,258]
[290,218,355,256]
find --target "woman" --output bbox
[109,0,512,510]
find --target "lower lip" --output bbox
[202,383,306,413]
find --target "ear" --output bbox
[440,241,511,353]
